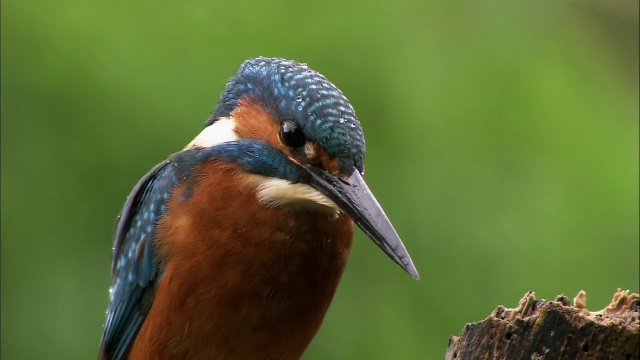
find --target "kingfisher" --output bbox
[99,57,418,360]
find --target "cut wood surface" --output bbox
[445,289,639,360]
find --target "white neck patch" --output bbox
[184,117,238,149]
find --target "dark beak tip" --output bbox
[409,267,420,280]
[307,168,420,280]
[401,258,420,280]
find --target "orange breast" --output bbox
[128,160,353,360]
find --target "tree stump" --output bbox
[445,289,639,360]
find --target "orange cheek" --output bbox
[231,97,344,176]
[312,143,342,175]
[232,98,289,154]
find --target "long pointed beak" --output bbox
[306,168,419,279]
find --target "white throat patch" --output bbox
[248,175,340,216]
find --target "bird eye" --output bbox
[280,120,306,148]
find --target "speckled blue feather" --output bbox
[100,159,176,360]
[208,57,365,175]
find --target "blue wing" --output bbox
[99,158,180,360]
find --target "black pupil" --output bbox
[281,121,306,148]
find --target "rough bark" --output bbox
[445,289,639,360]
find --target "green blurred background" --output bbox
[2,0,638,359]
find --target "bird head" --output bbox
[188,57,418,279]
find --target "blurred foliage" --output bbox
[2,0,638,359]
